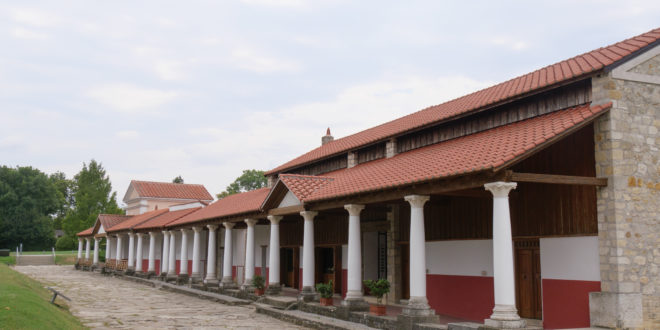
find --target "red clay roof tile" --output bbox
[266,28,658,175]
[77,227,94,237]
[128,180,213,201]
[169,187,271,226]
[107,209,169,232]
[98,214,131,231]
[134,207,202,231]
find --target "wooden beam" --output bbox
[268,204,305,216]
[508,171,608,186]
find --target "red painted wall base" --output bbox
[542,279,600,329]
[426,274,494,322]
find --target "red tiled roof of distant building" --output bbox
[128,180,213,201]
[266,28,660,175]
[77,227,94,237]
[170,187,271,226]
[291,103,611,202]
[134,207,202,230]
[107,209,169,232]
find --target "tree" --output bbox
[49,171,74,230]
[172,175,184,184]
[60,160,122,249]
[216,169,267,199]
[0,166,61,250]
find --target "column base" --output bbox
[220,277,237,289]
[204,278,219,286]
[484,304,526,329]
[298,286,318,302]
[589,292,643,328]
[176,273,189,285]
[166,272,178,281]
[189,274,203,284]
[124,268,135,275]
[266,283,282,295]
[402,297,436,317]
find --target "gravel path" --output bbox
[14,265,304,329]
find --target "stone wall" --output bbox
[591,50,660,329]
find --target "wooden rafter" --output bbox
[507,171,608,186]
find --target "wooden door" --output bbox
[316,247,335,290]
[515,239,542,319]
[333,246,342,294]
[280,247,300,289]
[401,244,409,299]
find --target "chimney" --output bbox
[321,127,334,145]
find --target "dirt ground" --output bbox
[14,265,304,329]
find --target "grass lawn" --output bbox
[54,255,76,265]
[0,263,86,329]
[0,256,15,265]
[10,251,77,256]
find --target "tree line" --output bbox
[0,160,122,251]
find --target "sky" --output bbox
[1,1,659,205]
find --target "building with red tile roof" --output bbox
[122,180,213,216]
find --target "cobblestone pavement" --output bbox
[14,266,305,329]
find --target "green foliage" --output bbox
[172,175,184,184]
[216,169,267,199]
[49,171,74,230]
[315,280,334,298]
[61,160,123,248]
[251,275,265,289]
[0,166,59,250]
[0,263,85,329]
[363,279,390,304]
[55,235,76,251]
[0,256,16,265]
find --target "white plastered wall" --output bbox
[540,236,600,281]
[425,240,494,276]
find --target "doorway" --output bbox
[280,247,299,289]
[400,243,409,300]
[514,239,542,319]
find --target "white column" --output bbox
[244,219,258,287]
[205,225,218,284]
[404,194,432,313]
[221,222,235,286]
[180,229,189,276]
[168,231,176,276]
[85,238,91,260]
[161,231,170,275]
[135,233,144,273]
[148,232,157,273]
[106,237,113,261]
[77,239,83,261]
[116,234,123,262]
[93,238,100,265]
[300,211,318,293]
[127,232,135,270]
[267,215,282,287]
[191,226,202,279]
[484,182,524,327]
[344,204,365,301]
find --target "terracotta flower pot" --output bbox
[320,297,333,306]
[369,304,386,316]
[254,288,265,296]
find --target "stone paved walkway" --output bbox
[14,265,305,329]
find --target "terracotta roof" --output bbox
[98,214,131,231]
[266,28,660,175]
[279,174,334,201]
[107,209,169,232]
[171,187,271,226]
[134,207,202,231]
[283,103,611,203]
[127,180,213,201]
[77,227,94,237]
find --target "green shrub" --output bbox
[55,235,76,250]
[252,275,265,289]
[363,279,390,305]
[316,280,333,298]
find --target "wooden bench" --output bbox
[47,287,71,304]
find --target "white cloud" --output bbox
[11,27,48,40]
[231,48,301,73]
[115,130,140,140]
[240,0,307,7]
[10,8,60,27]
[490,36,529,51]
[86,84,178,112]
[153,59,187,81]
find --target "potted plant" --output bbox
[316,280,334,306]
[252,275,265,296]
[363,279,390,316]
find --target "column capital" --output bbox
[245,218,258,227]
[207,224,218,231]
[168,230,177,235]
[267,215,282,224]
[79,238,83,242]
[162,230,169,236]
[149,231,157,237]
[180,228,189,234]
[222,222,235,229]
[344,204,365,216]
[300,210,318,221]
[404,195,430,208]
[128,232,135,237]
[484,181,517,198]
[85,237,91,242]
[192,226,203,233]
[94,237,100,242]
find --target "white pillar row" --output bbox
[300,211,318,297]
[116,234,123,262]
[161,231,170,275]
[77,239,83,261]
[168,231,176,276]
[135,233,144,273]
[85,238,91,260]
[191,226,202,279]
[221,222,235,286]
[244,219,258,287]
[484,182,525,328]
[106,237,113,261]
[344,204,366,303]
[148,231,157,273]
[93,238,100,265]
[127,232,135,270]
[179,229,189,276]
[267,215,282,288]
[403,194,433,315]
[205,225,218,284]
